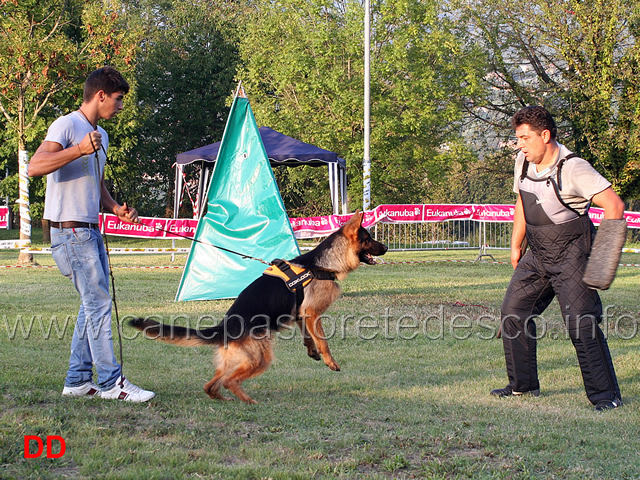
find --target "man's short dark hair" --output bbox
[83,66,129,102]
[511,106,557,139]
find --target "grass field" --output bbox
[1,230,640,479]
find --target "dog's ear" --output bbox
[343,210,363,238]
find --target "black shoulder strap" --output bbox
[556,153,579,190]
[520,158,529,181]
[520,152,580,185]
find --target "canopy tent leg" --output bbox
[172,163,185,262]
[195,161,214,219]
[328,163,348,215]
[328,163,337,215]
[340,166,348,214]
[199,164,213,219]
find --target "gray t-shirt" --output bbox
[40,111,109,223]
[513,143,611,215]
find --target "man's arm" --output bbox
[29,131,103,177]
[510,195,526,269]
[591,187,625,219]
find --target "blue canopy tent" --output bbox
[173,127,347,219]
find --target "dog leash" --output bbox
[151,224,271,265]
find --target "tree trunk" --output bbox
[17,149,34,265]
[17,84,34,265]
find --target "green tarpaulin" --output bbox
[175,95,300,301]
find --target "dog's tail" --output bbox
[128,318,225,347]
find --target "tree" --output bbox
[0,0,85,262]
[236,0,484,214]
[0,0,140,261]
[130,0,240,217]
[454,0,640,200]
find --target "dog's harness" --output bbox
[263,259,336,308]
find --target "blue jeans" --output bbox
[51,227,121,389]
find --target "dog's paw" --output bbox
[328,362,341,372]
[207,393,233,402]
[307,351,321,361]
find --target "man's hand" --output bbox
[510,246,523,269]
[115,202,139,224]
[510,237,528,269]
[78,130,102,156]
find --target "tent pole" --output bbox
[328,163,337,215]
[341,167,348,214]
[196,162,206,219]
[200,164,212,218]
[172,163,184,262]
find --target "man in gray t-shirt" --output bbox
[490,106,624,411]
[29,67,155,403]
[41,110,109,224]
[513,143,611,216]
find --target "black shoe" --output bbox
[490,386,540,397]
[490,386,513,397]
[594,398,622,412]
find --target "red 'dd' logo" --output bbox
[24,435,66,459]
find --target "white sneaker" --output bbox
[62,381,101,397]
[101,376,155,403]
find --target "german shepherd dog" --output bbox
[129,212,387,404]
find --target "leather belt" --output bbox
[50,221,99,229]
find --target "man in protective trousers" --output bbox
[491,106,625,411]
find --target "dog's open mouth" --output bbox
[361,253,377,265]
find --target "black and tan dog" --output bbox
[129,212,387,404]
